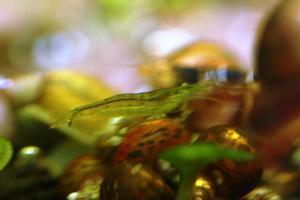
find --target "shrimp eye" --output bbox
[173,66,247,85]
[174,67,199,84]
[203,68,246,83]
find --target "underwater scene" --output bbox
[1,0,300,199]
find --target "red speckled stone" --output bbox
[112,119,190,165]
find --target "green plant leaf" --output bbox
[160,142,253,167]
[222,147,254,162]
[159,142,254,200]
[0,137,13,171]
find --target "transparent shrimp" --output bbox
[51,82,214,127]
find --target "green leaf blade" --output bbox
[0,137,13,171]
[222,148,254,162]
[159,142,254,171]
[160,143,222,168]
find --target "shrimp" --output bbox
[51,82,215,128]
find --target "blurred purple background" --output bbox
[0,0,279,92]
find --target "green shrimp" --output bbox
[51,82,214,127]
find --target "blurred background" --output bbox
[0,0,279,92]
[3,1,300,199]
